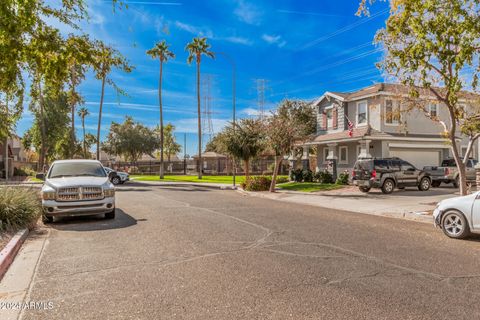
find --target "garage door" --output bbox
[390,148,440,169]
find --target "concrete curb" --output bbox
[0,229,29,281]
[128,180,238,190]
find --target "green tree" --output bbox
[23,92,71,164]
[186,37,215,179]
[147,40,175,178]
[102,117,159,162]
[162,123,182,162]
[221,119,265,178]
[205,131,229,155]
[77,107,90,158]
[92,41,133,160]
[267,100,316,192]
[371,0,480,195]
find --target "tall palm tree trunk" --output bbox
[159,59,165,179]
[196,57,202,179]
[70,67,76,158]
[244,158,250,178]
[82,117,86,158]
[96,75,106,160]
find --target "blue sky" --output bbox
[18,0,390,156]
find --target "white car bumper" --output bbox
[42,197,115,217]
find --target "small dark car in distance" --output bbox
[352,157,431,194]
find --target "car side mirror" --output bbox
[36,173,45,181]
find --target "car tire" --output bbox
[441,210,470,239]
[381,179,395,194]
[418,177,431,191]
[453,177,459,188]
[111,176,121,185]
[42,215,53,224]
[431,181,441,188]
[359,186,371,193]
[105,209,115,219]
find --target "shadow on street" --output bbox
[47,209,139,231]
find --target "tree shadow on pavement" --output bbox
[47,209,138,232]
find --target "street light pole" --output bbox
[217,52,236,188]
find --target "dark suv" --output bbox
[352,158,432,194]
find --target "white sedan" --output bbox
[434,192,480,239]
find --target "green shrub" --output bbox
[290,169,303,182]
[302,169,313,182]
[13,167,36,177]
[0,187,41,231]
[336,172,349,185]
[275,176,289,184]
[241,176,272,191]
[314,171,334,184]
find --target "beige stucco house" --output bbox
[303,83,480,173]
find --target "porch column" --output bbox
[326,143,338,180]
[315,145,323,172]
[358,140,372,159]
[301,146,310,170]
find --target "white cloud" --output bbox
[239,107,262,116]
[261,34,286,48]
[174,21,213,38]
[234,0,262,25]
[222,36,253,46]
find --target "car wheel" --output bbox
[453,177,459,188]
[42,215,53,223]
[441,211,470,239]
[432,181,441,188]
[111,176,121,185]
[359,186,371,193]
[381,179,395,194]
[418,177,431,191]
[105,209,115,219]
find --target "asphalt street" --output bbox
[10,184,480,319]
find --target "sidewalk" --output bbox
[128,180,238,190]
[240,186,459,223]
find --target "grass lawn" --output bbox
[131,175,289,184]
[277,182,345,192]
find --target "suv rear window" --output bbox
[441,159,456,167]
[374,160,389,170]
[354,160,373,171]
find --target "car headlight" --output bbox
[104,188,115,197]
[42,191,56,200]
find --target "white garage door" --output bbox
[390,148,440,168]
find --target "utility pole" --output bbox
[184,132,187,175]
[5,99,8,181]
[216,52,236,188]
[255,79,268,120]
[202,74,215,145]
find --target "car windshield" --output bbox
[48,162,107,178]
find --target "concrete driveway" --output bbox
[2,184,480,319]
[253,185,460,222]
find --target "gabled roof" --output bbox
[312,126,370,143]
[313,91,347,106]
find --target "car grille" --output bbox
[57,186,104,202]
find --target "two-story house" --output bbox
[303,83,479,173]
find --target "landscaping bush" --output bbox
[241,176,272,191]
[314,171,334,184]
[0,187,42,231]
[336,172,349,185]
[302,169,314,182]
[14,167,36,177]
[290,168,303,182]
[275,176,289,184]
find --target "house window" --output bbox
[323,148,329,163]
[428,104,438,118]
[339,146,348,164]
[356,101,367,125]
[385,100,400,125]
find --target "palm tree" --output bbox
[146,40,175,179]
[92,41,133,160]
[77,107,89,158]
[186,37,214,179]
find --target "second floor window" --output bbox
[357,101,367,125]
[385,100,400,124]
